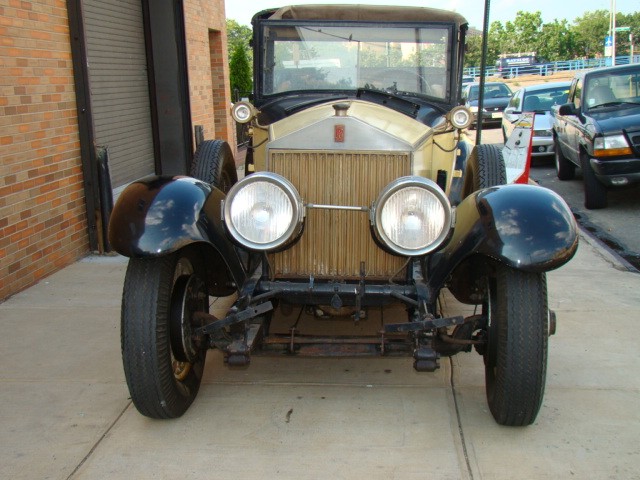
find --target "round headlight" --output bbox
[372,177,452,256]
[231,101,256,124]
[448,106,472,129]
[224,173,303,250]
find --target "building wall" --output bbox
[1,0,233,301]
[0,0,89,300]
[183,0,236,152]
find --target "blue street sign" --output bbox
[605,36,613,47]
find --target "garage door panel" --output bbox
[83,0,155,188]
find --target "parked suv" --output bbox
[496,54,551,78]
[109,4,578,426]
[553,63,640,208]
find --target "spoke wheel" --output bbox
[121,249,209,419]
[484,264,548,426]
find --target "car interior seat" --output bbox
[523,95,540,111]
[588,85,616,106]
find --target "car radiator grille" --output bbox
[268,149,411,280]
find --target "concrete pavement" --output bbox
[1,231,639,480]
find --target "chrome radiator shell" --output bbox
[268,149,411,279]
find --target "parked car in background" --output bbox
[462,75,475,86]
[552,63,640,209]
[495,53,552,78]
[462,81,512,128]
[503,81,571,158]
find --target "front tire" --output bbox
[462,144,507,198]
[554,138,575,180]
[121,248,209,419]
[484,264,548,426]
[191,140,238,193]
[581,154,607,209]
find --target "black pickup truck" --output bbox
[552,64,640,209]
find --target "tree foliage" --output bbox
[226,19,252,60]
[229,43,252,99]
[227,20,253,99]
[464,9,639,68]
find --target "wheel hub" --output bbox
[170,274,208,365]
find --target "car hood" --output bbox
[468,97,511,109]
[267,99,432,151]
[533,112,553,130]
[589,107,640,134]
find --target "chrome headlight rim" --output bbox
[372,176,452,257]
[223,172,304,251]
[448,105,473,129]
[231,101,257,124]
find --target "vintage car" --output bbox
[553,63,640,209]
[108,5,578,426]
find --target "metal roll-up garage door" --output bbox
[83,0,155,188]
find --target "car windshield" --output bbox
[522,86,570,112]
[261,23,451,100]
[585,67,640,109]
[467,83,511,101]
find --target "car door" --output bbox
[564,78,585,163]
[556,78,583,164]
[502,89,522,139]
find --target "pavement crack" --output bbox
[66,401,132,479]
[449,357,474,480]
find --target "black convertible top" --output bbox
[253,4,468,27]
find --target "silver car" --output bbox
[502,81,571,157]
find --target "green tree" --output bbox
[463,8,640,69]
[227,19,253,99]
[538,19,575,61]
[229,43,252,99]
[572,10,609,58]
[615,12,640,56]
[512,11,544,52]
[226,19,252,60]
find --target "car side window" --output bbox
[508,91,521,110]
[573,79,583,109]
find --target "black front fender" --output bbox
[108,176,246,288]
[429,184,578,292]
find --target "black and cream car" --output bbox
[109,5,578,426]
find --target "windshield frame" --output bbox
[255,19,457,105]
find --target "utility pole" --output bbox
[611,0,617,66]
[476,0,491,146]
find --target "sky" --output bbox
[224,0,638,30]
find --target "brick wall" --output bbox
[183,0,236,152]
[0,0,89,301]
[0,0,233,301]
